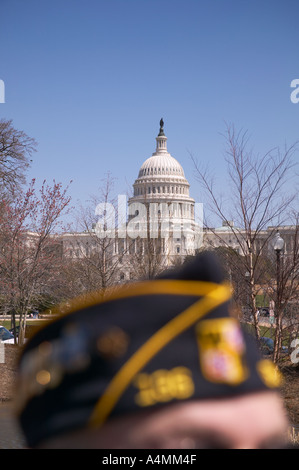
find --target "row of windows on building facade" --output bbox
[134,185,189,196]
[66,236,184,259]
[130,205,195,220]
[138,166,183,177]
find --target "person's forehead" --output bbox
[95,392,288,449]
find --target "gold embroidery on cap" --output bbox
[196,317,248,385]
[134,366,195,407]
[256,359,282,388]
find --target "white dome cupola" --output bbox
[130,119,194,203]
[154,118,168,154]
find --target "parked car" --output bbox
[0,326,15,343]
[259,308,270,317]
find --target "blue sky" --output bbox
[0,0,298,225]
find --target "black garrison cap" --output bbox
[15,252,281,447]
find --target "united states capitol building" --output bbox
[60,120,297,282]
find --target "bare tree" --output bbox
[0,119,37,199]
[128,233,166,281]
[192,123,298,344]
[65,174,124,297]
[0,179,72,345]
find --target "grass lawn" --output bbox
[1,319,42,329]
[241,322,290,347]
[0,318,51,339]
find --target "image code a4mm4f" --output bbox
[101,453,197,467]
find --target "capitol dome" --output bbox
[130,119,194,202]
[138,153,185,179]
[127,119,198,259]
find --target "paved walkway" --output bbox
[0,403,26,449]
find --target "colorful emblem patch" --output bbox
[196,317,248,385]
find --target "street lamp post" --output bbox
[273,231,285,362]
[274,232,284,288]
[245,271,250,319]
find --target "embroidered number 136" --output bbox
[134,366,194,407]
